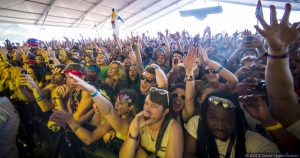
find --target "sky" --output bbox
[1,0,300,43]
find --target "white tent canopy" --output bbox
[1,0,299,30]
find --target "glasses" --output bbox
[150,87,169,107]
[204,69,217,75]
[208,96,235,109]
[141,75,155,83]
[172,92,185,100]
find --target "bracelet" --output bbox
[265,122,283,131]
[215,66,224,74]
[35,95,44,102]
[128,132,140,141]
[154,65,160,70]
[185,74,195,81]
[267,53,289,59]
[91,90,99,97]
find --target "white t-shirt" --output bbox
[286,119,300,140]
[185,116,280,157]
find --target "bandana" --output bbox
[65,69,85,77]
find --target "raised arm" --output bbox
[241,94,300,152]
[255,3,300,127]
[149,63,168,90]
[67,73,130,135]
[182,47,197,121]
[50,109,112,145]
[200,46,239,89]
[18,75,54,112]
[132,36,144,75]
[158,32,171,67]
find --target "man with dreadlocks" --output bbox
[184,91,279,158]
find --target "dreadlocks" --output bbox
[196,91,247,158]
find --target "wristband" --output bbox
[267,53,289,59]
[129,132,140,141]
[265,122,283,131]
[154,65,160,70]
[215,66,224,74]
[185,74,195,81]
[35,95,44,102]
[91,91,99,97]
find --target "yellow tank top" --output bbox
[140,119,174,158]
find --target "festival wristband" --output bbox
[91,90,99,97]
[215,66,224,73]
[265,122,283,131]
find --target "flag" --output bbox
[111,8,124,36]
[255,0,263,17]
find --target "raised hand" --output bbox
[255,3,300,53]
[15,74,38,89]
[66,73,95,94]
[239,94,275,124]
[183,47,197,74]
[198,45,208,64]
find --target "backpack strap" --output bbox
[155,115,172,154]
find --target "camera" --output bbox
[256,80,266,92]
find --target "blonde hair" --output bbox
[105,61,125,85]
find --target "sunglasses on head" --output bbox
[150,87,169,107]
[208,96,235,109]
[204,69,217,75]
[141,75,155,83]
[172,92,185,100]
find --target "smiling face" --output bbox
[140,71,156,95]
[206,104,236,141]
[204,65,219,83]
[108,63,119,77]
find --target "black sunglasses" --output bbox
[141,75,155,83]
[204,69,217,75]
[172,92,185,100]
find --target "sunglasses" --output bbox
[141,75,155,83]
[204,69,217,75]
[150,87,169,107]
[172,92,185,100]
[208,96,235,109]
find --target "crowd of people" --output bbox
[0,3,300,158]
